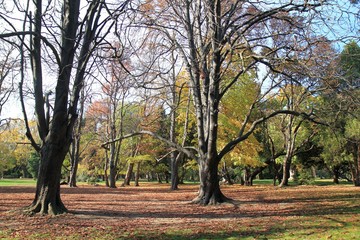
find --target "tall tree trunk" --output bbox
[69,134,80,187]
[69,87,85,187]
[104,151,109,187]
[108,142,118,188]
[109,166,117,188]
[171,152,183,190]
[121,162,134,186]
[222,162,233,185]
[135,162,140,186]
[279,156,291,187]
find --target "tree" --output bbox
[0,43,17,126]
[218,74,263,185]
[136,0,328,204]
[0,120,37,178]
[99,50,134,188]
[319,41,360,186]
[0,0,130,215]
[271,84,319,187]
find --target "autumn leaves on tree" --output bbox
[0,0,358,215]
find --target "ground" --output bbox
[0,182,360,239]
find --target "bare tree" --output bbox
[0,0,130,215]
[0,43,17,126]
[135,0,330,204]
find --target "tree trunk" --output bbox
[243,167,251,186]
[135,162,140,186]
[170,152,182,190]
[249,166,266,186]
[222,162,233,185]
[121,162,134,186]
[170,158,179,189]
[279,156,291,187]
[69,87,85,188]
[192,158,229,205]
[333,166,340,184]
[68,157,78,187]
[27,140,70,215]
[352,142,360,186]
[108,142,118,188]
[109,165,117,188]
[104,153,109,187]
[157,173,162,183]
[69,135,80,187]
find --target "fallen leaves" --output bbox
[0,183,359,239]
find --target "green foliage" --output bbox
[340,40,360,83]
[26,151,40,179]
[127,154,153,163]
[297,167,316,185]
[154,163,168,173]
[345,117,360,140]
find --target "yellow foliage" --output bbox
[218,74,263,167]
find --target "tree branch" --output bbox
[101,130,198,161]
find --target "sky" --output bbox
[0,0,359,121]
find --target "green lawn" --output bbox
[0,178,353,187]
[0,178,37,186]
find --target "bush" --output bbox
[297,168,315,185]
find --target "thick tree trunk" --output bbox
[26,141,70,215]
[192,159,230,205]
[109,165,117,188]
[170,160,179,189]
[170,152,182,190]
[279,157,291,187]
[121,162,134,186]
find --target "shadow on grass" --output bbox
[85,215,357,240]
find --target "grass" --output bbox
[0,178,353,187]
[0,178,37,186]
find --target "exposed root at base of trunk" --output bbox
[23,202,68,216]
[191,193,234,206]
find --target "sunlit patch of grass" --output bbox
[0,178,36,186]
[0,229,20,240]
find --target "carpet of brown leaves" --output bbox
[0,183,359,239]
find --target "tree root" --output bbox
[191,193,234,206]
[23,201,68,216]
